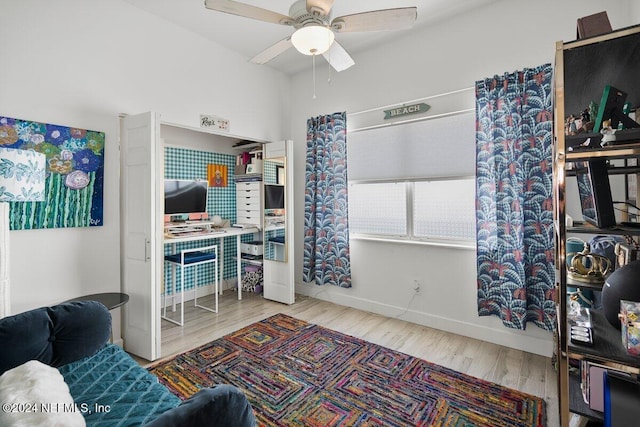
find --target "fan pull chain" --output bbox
[312,51,317,100]
[327,47,332,84]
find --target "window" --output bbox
[348,177,475,245]
[413,179,475,240]
[348,182,407,236]
[346,110,476,247]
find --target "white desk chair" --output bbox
[162,245,218,326]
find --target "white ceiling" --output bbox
[123,0,498,75]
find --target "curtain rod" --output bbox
[347,86,474,117]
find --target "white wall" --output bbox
[632,2,640,22]
[1,0,290,315]
[289,0,637,356]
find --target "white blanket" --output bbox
[0,360,85,427]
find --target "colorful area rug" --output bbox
[149,314,546,426]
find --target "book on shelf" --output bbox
[604,370,640,425]
[234,174,262,182]
[576,11,612,39]
[240,254,262,261]
[232,223,258,229]
[580,360,634,412]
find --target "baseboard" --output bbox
[220,278,237,292]
[295,284,553,357]
[162,278,250,308]
[162,282,219,306]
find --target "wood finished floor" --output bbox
[147,292,560,426]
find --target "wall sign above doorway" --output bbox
[200,115,229,132]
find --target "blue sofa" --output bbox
[0,301,256,426]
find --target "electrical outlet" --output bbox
[413,280,420,293]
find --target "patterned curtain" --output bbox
[302,112,351,288]
[475,64,555,331]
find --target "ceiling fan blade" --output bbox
[204,0,294,25]
[331,7,417,32]
[322,41,355,72]
[306,0,334,17]
[250,36,293,65]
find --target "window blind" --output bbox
[347,112,475,181]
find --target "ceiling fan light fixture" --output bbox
[291,25,335,55]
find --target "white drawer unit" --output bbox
[236,180,262,227]
[237,201,261,210]
[237,211,261,224]
[236,182,261,191]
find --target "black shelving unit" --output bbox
[553,24,640,426]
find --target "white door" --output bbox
[263,140,295,304]
[120,112,163,361]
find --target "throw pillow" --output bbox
[0,360,85,427]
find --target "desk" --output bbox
[164,226,259,301]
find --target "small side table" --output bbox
[62,293,130,343]
[63,292,130,310]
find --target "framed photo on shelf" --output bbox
[615,242,640,269]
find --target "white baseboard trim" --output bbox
[220,278,238,293]
[296,285,553,357]
[162,283,218,307]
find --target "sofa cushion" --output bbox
[48,301,111,367]
[0,307,52,375]
[0,360,86,426]
[145,385,256,427]
[59,344,181,426]
[0,301,111,375]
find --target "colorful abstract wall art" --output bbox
[207,164,228,187]
[0,116,104,229]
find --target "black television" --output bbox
[264,184,285,210]
[164,179,208,217]
[575,159,616,228]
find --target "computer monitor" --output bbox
[264,184,284,210]
[164,179,208,217]
[575,159,616,228]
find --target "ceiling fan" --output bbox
[204,0,417,72]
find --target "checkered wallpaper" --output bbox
[163,146,251,295]
[263,160,277,185]
[165,146,236,220]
